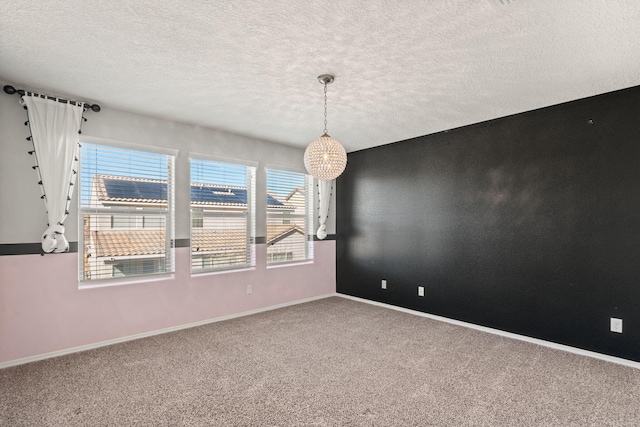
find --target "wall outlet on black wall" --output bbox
[611,318,623,333]
[418,286,424,297]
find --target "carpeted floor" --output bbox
[1,296,640,426]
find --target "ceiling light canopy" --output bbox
[303,74,347,181]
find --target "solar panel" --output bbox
[191,186,248,204]
[104,178,252,205]
[103,178,257,206]
[266,193,285,206]
[103,179,167,200]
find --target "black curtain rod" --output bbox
[3,85,100,112]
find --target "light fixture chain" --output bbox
[323,82,328,134]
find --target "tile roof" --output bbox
[191,229,247,253]
[92,226,303,258]
[266,225,304,245]
[93,230,165,257]
[285,187,305,201]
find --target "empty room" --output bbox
[2,1,640,425]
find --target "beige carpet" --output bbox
[1,296,640,426]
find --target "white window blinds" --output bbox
[79,143,175,282]
[266,168,314,264]
[190,158,256,273]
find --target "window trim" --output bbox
[188,151,258,169]
[189,155,257,274]
[265,166,314,267]
[78,138,176,286]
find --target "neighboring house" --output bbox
[266,186,307,263]
[84,174,305,279]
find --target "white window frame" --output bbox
[265,166,314,266]
[189,154,257,274]
[78,137,176,285]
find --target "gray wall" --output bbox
[0,79,336,246]
[0,80,338,366]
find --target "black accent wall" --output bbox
[337,85,640,362]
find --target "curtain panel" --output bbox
[316,179,332,239]
[21,95,84,253]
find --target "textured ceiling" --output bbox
[1,1,639,152]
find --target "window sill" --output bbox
[191,266,256,278]
[266,260,314,270]
[78,273,175,290]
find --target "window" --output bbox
[190,157,256,273]
[79,143,175,282]
[191,208,204,228]
[266,252,294,263]
[266,168,314,264]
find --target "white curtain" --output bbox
[316,179,332,239]
[21,95,84,253]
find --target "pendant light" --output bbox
[303,74,347,180]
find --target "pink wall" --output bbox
[0,242,335,365]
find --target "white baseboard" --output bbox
[337,294,640,370]
[6,292,637,371]
[0,293,337,369]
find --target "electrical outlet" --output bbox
[247,284,252,294]
[611,317,623,333]
[381,280,387,290]
[418,286,424,297]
